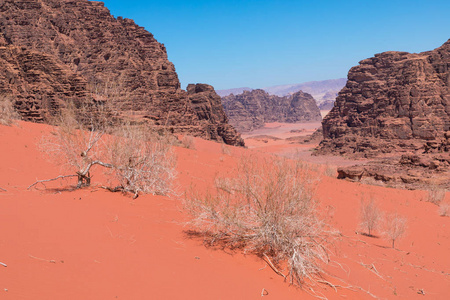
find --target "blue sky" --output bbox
[100,0,450,90]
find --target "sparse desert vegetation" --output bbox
[221,143,231,155]
[184,157,330,286]
[324,163,336,177]
[32,100,176,198]
[427,185,446,204]
[0,97,20,126]
[359,197,381,236]
[383,213,407,248]
[181,135,196,149]
[439,202,450,217]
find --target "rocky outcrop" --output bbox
[222,89,322,132]
[186,84,244,146]
[337,153,450,189]
[318,40,450,157]
[0,0,243,145]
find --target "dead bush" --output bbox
[39,100,116,188]
[181,135,195,149]
[439,202,450,217]
[383,213,407,248]
[0,96,20,126]
[184,156,329,286]
[427,185,446,204]
[106,123,177,197]
[359,197,381,236]
[221,143,231,155]
[324,163,336,177]
[32,100,176,197]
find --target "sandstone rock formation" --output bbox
[318,40,450,158]
[0,0,243,145]
[336,153,450,190]
[222,89,322,132]
[186,84,244,146]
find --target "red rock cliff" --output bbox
[0,0,243,145]
[318,40,450,157]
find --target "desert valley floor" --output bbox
[0,121,449,299]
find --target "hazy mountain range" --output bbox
[216,78,347,109]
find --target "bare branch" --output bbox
[78,160,113,177]
[29,254,56,263]
[28,175,78,190]
[0,187,7,192]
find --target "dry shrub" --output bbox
[439,202,450,217]
[427,185,446,204]
[181,135,195,149]
[41,101,111,187]
[38,100,176,197]
[383,213,407,248]
[184,156,329,286]
[106,123,176,196]
[221,143,231,155]
[359,197,381,236]
[0,96,20,126]
[324,163,336,177]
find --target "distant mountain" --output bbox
[262,78,347,104]
[222,89,321,133]
[318,91,339,110]
[217,78,347,107]
[216,87,253,97]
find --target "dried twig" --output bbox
[0,262,7,267]
[350,285,380,299]
[305,286,328,300]
[262,253,287,279]
[28,175,77,190]
[317,280,339,292]
[259,263,267,271]
[29,254,56,263]
[261,288,268,297]
[359,262,385,280]
[406,263,450,276]
[0,187,7,192]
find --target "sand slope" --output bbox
[0,121,448,299]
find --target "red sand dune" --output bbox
[0,121,449,299]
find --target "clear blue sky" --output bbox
[100,0,450,90]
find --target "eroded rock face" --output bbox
[337,153,450,189]
[0,45,88,122]
[222,89,322,132]
[318,40,450,157]
[0,0,243,145]
[186,84,244,146]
